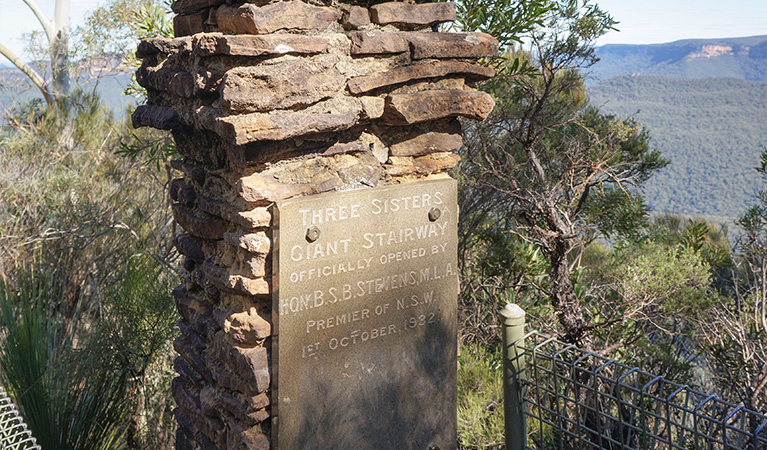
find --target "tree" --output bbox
[458,0,668,347]
[0,0,70,108]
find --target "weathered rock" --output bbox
[215,2,338,35]
[216,111,359,146]
[193,34,328,57]
[174,331,213,382]
[171,0,223,14]
[370,2,456,27]
[384,89,495,125]
[175,356,206,387]
[174,12,206,37]
[194,67,223,96]
[390,122,463,157]
[211,335,271,393]
[136,37,192,58]
[172,203,228,240]
[386,151,462,176]
[216,303,272,345]
[347,30,408,55]
[138,67,195,98]
[202,259,270,296]
[175,234,205,263]
[223,231,270,255]
[221,55,345,113]
[407,32,499,59]
[132,105,183,130]
[340,5,370,29]
[348,60,494,94]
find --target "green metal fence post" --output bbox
[501,303,526,450]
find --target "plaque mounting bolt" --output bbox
[428,208,441,222]
[306,226,321,242]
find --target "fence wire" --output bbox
[0,387,39,450]
[519,332,767,450]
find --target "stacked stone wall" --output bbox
[133,1,497,448]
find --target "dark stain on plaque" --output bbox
[273,178,458,450]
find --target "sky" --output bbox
[0,0,766,62]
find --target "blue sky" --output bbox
[0,0,766,61]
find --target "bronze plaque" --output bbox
[273,178,458,450]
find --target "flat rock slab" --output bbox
[390,120,464,157]
[348,60,495,94]
[193,34,328,57]
[215,1,338,35]
[132,105,183,130]
[408,32,499,59]
[370,1,456,27]
[348,30,409,55]
[273,179,459,450]
[216,111,359,146]
[136,37,192,58]
[171,0,224,15]
[384,90,495,125]
[222,55,345,113]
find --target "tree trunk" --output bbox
[549,238,592,349]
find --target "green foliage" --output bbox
[457,344,504,450]
[0,90,177,448]
[453,0,551,50]
[590,75,767,218]
[0,257,130,449]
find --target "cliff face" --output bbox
[590,35,767,82]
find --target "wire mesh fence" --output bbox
[0,387,40,450]
[517,332,767,450]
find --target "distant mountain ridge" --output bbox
[590,35,767,82]
[588,35,767,220]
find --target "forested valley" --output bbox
[0,0,765,448]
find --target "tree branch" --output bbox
[0,42,55,108]
[21,0,55,43]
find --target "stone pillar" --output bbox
[133,1,497,448]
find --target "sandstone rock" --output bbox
[171,159,206,184]
[202,259,270,296]
[347,30,408,55]
[390,126,463,157]
[194,67,223,96]
[216,111,359,146]
[136,37,192,58]
[175,234,205,264]
[407,32,499,59]
[136,67,194,98]
[238,171,332,203]
[384,90,495,125]
[348,60,495,94]
[371,2,456,27]
[172,376,201,412]
[171,0,223,14]
[174,331,213,382]
[340,5,370,29]
[193,34,328,57]
[211,335,271,393]
[174,12,206,37]
[223,230,270,254]
[132,105,182,130]
[215,2,338,35]
[385,151,461,176]
[172,203,228,240]
[360,96,385,119]
[236,208,272,229]
[221,55,345,113]
[175,356,206,387]
[216,303,272,345]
